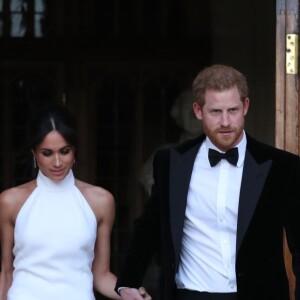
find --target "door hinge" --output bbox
[286,34,298,75]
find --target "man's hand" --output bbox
[120,287,152,300]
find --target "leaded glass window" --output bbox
[1,0,48,37]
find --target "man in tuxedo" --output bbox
[115,64,300,300]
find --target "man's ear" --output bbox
[193,102,203,120]
[243,97,250,116]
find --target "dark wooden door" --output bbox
[276,1,299,299]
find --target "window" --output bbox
[0,0,3,36]
[1,0,48,38]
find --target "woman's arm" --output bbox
[0,191,16,300]
[79,182,151,300]
[88,187,120,299]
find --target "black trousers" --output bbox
[175,289,238,300]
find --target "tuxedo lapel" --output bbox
[168,134,272,266]
[169,142,200,269]
[236,149,272,253]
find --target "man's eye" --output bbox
[211,110,220,114]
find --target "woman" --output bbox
[0,106,149,300]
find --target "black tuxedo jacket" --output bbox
[116,134,300,300]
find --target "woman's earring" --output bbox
[33,156,37,169]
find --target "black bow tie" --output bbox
[208,147,239,167]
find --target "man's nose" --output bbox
[220,112,230,127]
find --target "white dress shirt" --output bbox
[175,132,247,292]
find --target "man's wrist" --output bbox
[117,287,128,295]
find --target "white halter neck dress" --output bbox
[8,170,97,300]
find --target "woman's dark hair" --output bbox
[29,105,78,152]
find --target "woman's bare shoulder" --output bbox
[75,179,115,220]
[0,180,37,211]
[75,179,114,202]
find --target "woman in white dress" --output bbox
[0,106,150,300]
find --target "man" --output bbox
[115,65,300,300]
